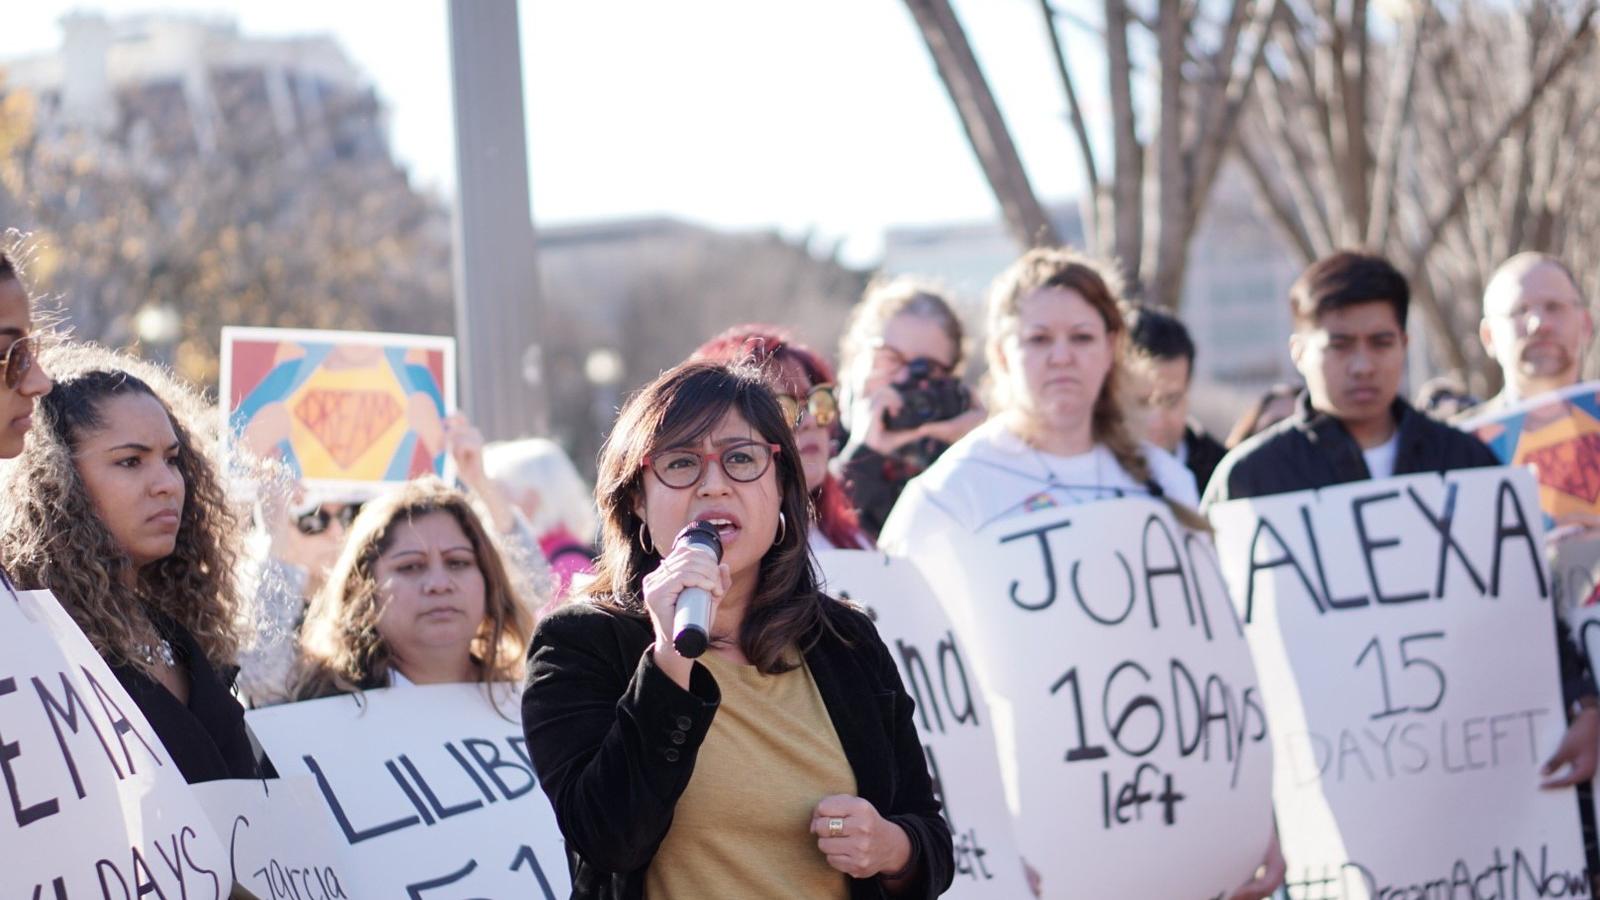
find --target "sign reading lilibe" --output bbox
[246,683,569,899]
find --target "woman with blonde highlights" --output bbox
[878,247,1283,899]
[293,476,531,699]
[0,343,267,784]
[879,247,1206,540]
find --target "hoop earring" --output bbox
[638,522,657,555]
[774,511,787,547]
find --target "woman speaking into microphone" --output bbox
[522,361,952,900]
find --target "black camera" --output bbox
[882,358,971,431]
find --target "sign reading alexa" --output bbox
[1210,467,1587,898]
[0,589,232,900]
[902,498,1275,899]
[814,549,1033,898]
[246,683,569,899]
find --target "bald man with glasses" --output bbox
[1473,252,1594,414]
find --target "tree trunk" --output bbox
[901,0,1061,249]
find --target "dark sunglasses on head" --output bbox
[295,502,363,536]
[1,335,36,390]
[776,384,838,428]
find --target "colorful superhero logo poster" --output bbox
[221,327,455,493]
[1462,381,1600,520]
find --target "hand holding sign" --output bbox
[1539,705,1600,788]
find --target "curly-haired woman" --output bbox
[0,344,268,784]
[291,476,532,699]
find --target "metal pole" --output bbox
[447,0,546,439]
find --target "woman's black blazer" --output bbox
[522,596,955,900]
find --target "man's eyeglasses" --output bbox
[776,384,838,429]
[642,441,781,490]
[1,335,36,390]
[295,503,363,536]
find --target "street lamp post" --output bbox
[447,0,547,440]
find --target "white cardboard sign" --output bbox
[898,498,1275,899]
[0,589,233,899]
[814,549,1034,898]
[192,777,359,900]
[246,684,569,899]
[1210,467,1588,898]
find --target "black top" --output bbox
[110,613,274,784]
[1183,423,1228,499]
[1202,392,1501,506]
[522,597,954,900]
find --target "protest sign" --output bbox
[814,549,1033,898]
[221,326,455,494]
[193,777,359,900]
[246,683,569,899]
[1210,467,1587,898]
[1463,380,1600,520]
[898,498,1275,899]
[0,589,232,899]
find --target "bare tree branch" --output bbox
[1407,1,1596,272]
[901,0,1062,249]
[1040,0,1104,251]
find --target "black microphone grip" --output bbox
[669,520,724,658]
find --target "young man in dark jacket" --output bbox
[1203,250,1599,786]
[1126,305,1228,495]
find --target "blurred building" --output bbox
[880,164,1300,433]
[536,216,867,474]
[3,12,387,164]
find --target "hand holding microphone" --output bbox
[642,520,729,686]
[667,521,724,657]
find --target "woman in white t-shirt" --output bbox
[289,477,533,700]
[878,247,1284,900]
[879,248,1205,547]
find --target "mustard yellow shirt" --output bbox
[645,651,855,899]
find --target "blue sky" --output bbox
[1,1,1106,265]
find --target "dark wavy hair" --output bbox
[294,477,532,700]
[692,324,869,550]
[587,361,829,674]
[0,345,245,674]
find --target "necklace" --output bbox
[137,636,177,669]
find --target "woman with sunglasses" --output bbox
[522,361,953,900]
[290,477,531,698]
[237,410,553,705]
[834,278,985,540]
[694,324,872,551]
[0,344,271,784]
[0,251,52,461]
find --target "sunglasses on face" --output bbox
[1,335,36,390]
[776,384,839,429]
[642,441,781,490]
[295,503,363,536]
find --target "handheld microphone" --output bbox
[670,520,724,658]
